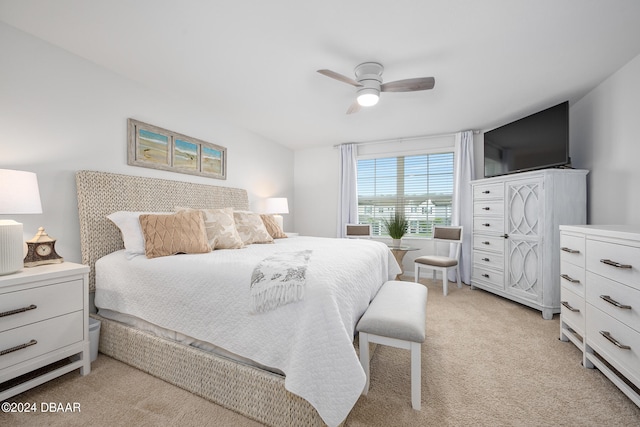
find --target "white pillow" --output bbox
[107,211,169,259]
[233,210,274,244]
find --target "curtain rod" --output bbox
[332,130,480,149]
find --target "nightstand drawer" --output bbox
[0,311,84,371]
[0,279,83,333]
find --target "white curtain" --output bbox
[337,143,359,238]
[449,131,475,284]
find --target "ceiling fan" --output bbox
[317,62,435,114]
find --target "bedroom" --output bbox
[1,1,640,425]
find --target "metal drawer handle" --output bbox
[482,190,491,194]
[599,331,631,350]
[482,223,491,227]
[0,339,38,356]
[600,295,632,310]
[561,247,580,254]
[482,273,490,278]
[560,274,580,284]
[482,241,490,245]
[482,207,491,210]
[561,301,580,313]
[482,257,490,262]
[600,259,632,269]
[0,304,37,318]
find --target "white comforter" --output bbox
[95,236,401,426]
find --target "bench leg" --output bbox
[359,332,370,395]
[411,341,421,410]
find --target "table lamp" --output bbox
[264,197,289,230]
[0,169,43,275]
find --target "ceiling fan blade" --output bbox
[346,101,361,114]
[318,69,362,87]
[381,77,435,92]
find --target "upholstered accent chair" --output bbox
[414,226,463,296]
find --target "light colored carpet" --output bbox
[2,278,639,426]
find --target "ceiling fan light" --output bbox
[357,88,379,107]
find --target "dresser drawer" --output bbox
[473,234,505,254]
[472,265,504,290]
[586,239,640,291]
[473,200,504,217]
[586,305,640,387]
[473,251,504,271]
[473,217,505,234]
[586,271,640,333]
[560,287,585,337]
[473,183,504,200]
[560,261,585,297]
[0,311,84,371]
[0,279,83,333]
[560,233,585,268]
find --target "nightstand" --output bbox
[0,262,90,401]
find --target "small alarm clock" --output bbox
[24,227,64,267]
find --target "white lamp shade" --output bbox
[264,197,289,215]
[0,169,43,214]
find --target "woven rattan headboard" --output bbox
[75,170,249,291]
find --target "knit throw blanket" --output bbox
[250,250,312,313]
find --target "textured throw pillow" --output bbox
[233,210,274,244]
[107,211,169,258]
[176,207,245,249]
[139,210,211,259]
[260,214,287,239]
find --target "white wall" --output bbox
[0,23,294,263]
[570,52,640,225]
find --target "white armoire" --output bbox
[470,169,588,319]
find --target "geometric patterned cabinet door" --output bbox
[506,178,542,304]
[471,169,588,319]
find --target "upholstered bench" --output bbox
[356,280,428,410]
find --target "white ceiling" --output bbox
[2,0,640,150]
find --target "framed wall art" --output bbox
[127,119,226,180]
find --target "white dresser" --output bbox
[559,225,640,407]
[470,169,588,319]
[0,262,90,401]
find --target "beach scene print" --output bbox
[174,139,198,170]
[202,146,223,174]
[137,129,169,165]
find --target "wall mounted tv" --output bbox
[484,101,569,178]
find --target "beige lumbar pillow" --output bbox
[139,210,211,259]
[233,210,274,244]
[176,206,245,250]
[260,214,287,239]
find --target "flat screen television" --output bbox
[484,101,569,178]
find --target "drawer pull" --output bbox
[0,304,37,318]
[561,247,580,254]
[561,301,580,313]
[599,331,631,350]
[482,223,491,227]
[482,257,490,262]
[560,274,580,284]
[482,241,491,245]
[600,295,632,310]
[600,259,632,269]
[482,190,491,194]
[482,273,490,278]
[482,207,491,210]
[0,339,38,356]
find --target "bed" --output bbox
[75,170,400,426]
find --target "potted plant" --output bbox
[382,212,408,247]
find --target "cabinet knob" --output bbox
[482,241,490,245]
[482,223,491,227]
[482,273,490,278]
[482,190,491,194]
[482,257,490,262]
[482,207,491,210]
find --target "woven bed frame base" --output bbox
[93,313,325,426]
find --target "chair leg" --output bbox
[442,269,448,296]
[359,332,370,395]
[456,266,462,288]
[414,264,419,283]
[411,341,421,410]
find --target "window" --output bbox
[357,152,454,238]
